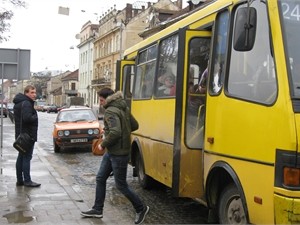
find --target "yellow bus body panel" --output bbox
[204,153,274,223]
[178,145,203,197]
[131,99,175,187]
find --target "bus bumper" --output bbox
[274,194,300,224]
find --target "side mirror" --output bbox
[233,7,257,51]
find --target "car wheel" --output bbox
[53,139,61,153]
[135,151,153,189]
[218,183,248,224]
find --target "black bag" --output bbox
[13,101,35,154]
[13,133,34,154]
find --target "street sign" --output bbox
[0,48,31,151]
[0,48,31,80]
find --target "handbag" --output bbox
[13,102,35,154]
[13,132,35,154]
[92,137,105,156]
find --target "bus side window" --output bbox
[123,64,134,100]
[155,35,178,98]
[209,10,229,95]
[141,62,156,98]
[133,45,157,100]
[228,1,277,104]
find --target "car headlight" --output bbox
[58,131,64,137]
[88,129,100,135]
[64,130,70,136]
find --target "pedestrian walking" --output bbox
[13,85,41,188]
[81,88,149,224]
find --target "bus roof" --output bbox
[123,0,233,58]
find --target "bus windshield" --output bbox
[279,0,300,97]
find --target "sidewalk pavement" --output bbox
[0,117,117,224]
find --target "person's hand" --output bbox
[98,144,105,151]
[198,86,206,94]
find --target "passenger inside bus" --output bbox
[141,73,154,98]
[198,64,208,94]
[157,72,176,96]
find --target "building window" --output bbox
[71,82,76,90]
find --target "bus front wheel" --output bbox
[218,184,248,224]
[135,152,152,189]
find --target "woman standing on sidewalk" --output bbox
[13,85,41,188]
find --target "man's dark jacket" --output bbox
[13,93,38,141]
[101,91,139,155]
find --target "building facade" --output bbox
[89,0,181,113]
[77,21,99,108]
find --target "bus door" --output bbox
[173,29,211,198]
[116,60,135,109]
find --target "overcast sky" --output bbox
[2,0,187,73]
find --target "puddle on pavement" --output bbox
[3,211,35,223]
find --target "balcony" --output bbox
[91,78,109,85]
[64,89,78,95]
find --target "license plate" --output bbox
[70,138,88,143]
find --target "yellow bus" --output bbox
[115,0,300,224]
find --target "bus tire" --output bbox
[53,139,60,153]
[136,152,152,189]
[218,183,247,224]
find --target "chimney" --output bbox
[126,3,133,20]
[177,0,183,9]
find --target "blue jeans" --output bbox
[93,153,144,213]
[16,144,34,183]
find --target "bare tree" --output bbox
[0,0,26,43]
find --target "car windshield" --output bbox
[57,109,96,122]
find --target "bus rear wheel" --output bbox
[218,184,248,224]
[135,152,152,189]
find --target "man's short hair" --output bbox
[24,85,36,94]
[97,88,114,99]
